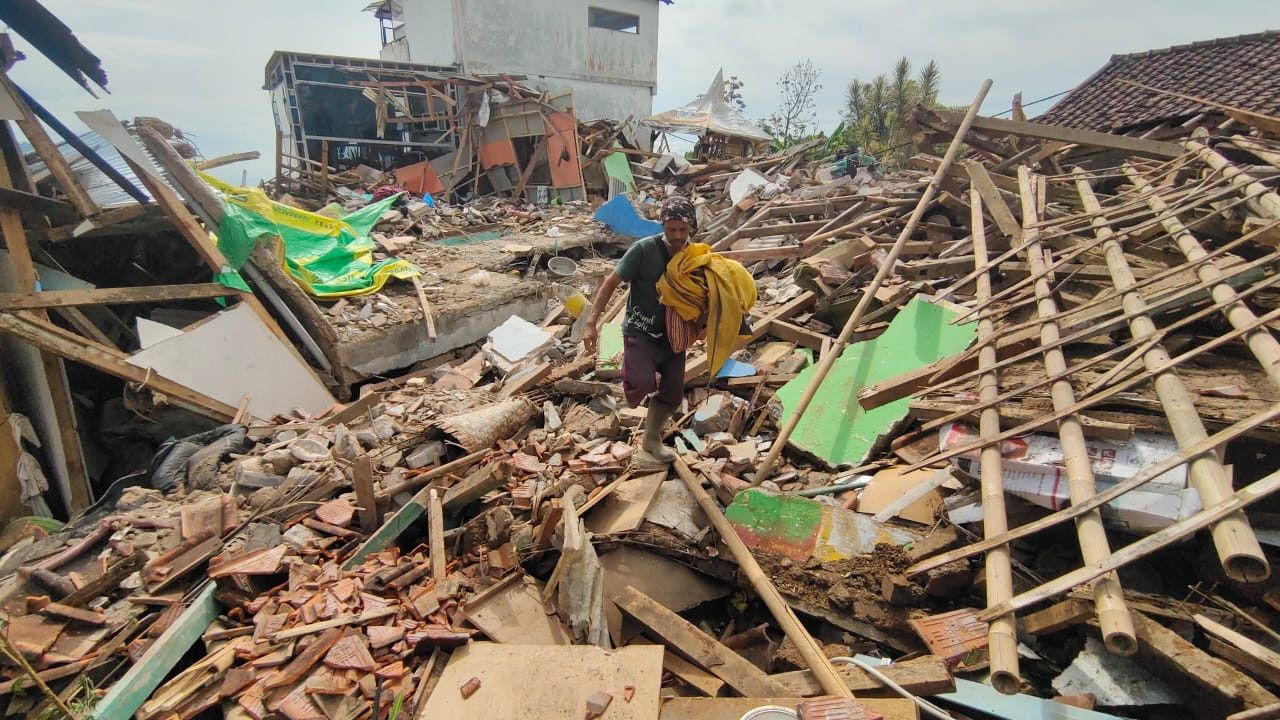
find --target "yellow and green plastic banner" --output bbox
[200,172,420,299]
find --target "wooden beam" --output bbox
[0,283,235,311]
[352,454,379,532]
[195,151,261,171]
[428,488,446,583]
[0,311,239,422]
[614,585,790,698]
[1133,612,1278,718]
[442,462,509,512]
[0,120,93,513]
[718,245,803,263]
[1197,614,1280,686]
[934,109,1184,158]
[38,204,149,244]
[0,74,97,217]
[1018,597,1092,636]
[979,466,1280,621]
[1228,702,1280,720]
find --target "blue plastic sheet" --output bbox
[593,195,662,238]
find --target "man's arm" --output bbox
[582,271,622,354]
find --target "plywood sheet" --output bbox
[586,472,666,535]
[420,642,662,719]
[459,575,572,645]
[600,547,728,645]
[857,466,946,524]
[127,303,334,417]
[137,317,184,349]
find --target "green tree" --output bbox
[841,56,944,167]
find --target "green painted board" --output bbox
[597,321,624,373]
[775,297,976,467]
[602,144,637,192]
[343,488,429,570]
[87,582,218,720]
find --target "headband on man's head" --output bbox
[660,196,698,230]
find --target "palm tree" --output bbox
[918,60,941,106]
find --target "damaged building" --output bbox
[368,0,665,131]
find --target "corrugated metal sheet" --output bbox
[24,130,165,209]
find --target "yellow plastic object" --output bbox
[563,291,588,318]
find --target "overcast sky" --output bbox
[8,1,1280,185]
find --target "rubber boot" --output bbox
[641,400,678,462]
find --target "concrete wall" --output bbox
[399,0,458,67]
[394,0,658,123]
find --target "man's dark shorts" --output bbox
[621,334,686,408]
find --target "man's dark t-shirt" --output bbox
[615,234,671,340]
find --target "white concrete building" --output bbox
[370,0,662,124]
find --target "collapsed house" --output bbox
[645,69,772,161]
[3,6,1280,719]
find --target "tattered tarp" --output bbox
[644,69,771,142]
[200,172,419,299]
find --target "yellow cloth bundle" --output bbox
[656,242,757,377]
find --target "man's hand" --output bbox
[582,320,600,355]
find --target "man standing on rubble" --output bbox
[582,196,699,462]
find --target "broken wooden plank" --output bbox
[1133,612,1278,717]
[442,462,510,511]
[769,654,955,697]
[659,697,919,720]
[0,311,239,422]
[1019,598,1093,636]
[270,608,397,641]
[933,109,1183,158]
[0,283,235,311]
[264,627,343,689]
[614,585,789,698]
[0,659,90,695]
[1196,614,1280,686]
[352,455,379,532]
[428,488,447,583]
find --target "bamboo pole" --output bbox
[912,251,1280,422]
[753,78,993,482]
[908,401,1280,575]
[899,296,1280,477]
[671,457,852,698]
[1186,139,1280,219]
[979,465,1280,621]
[0,632,76,719]
[1018,168,1136,655]
[1087,167,1268,584]
[969,188,1021,692]
[1125,164,1280,392]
